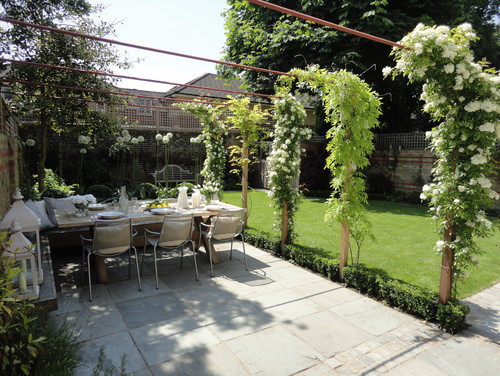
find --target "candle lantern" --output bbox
[2,219,39,299]
[0,188,43,283]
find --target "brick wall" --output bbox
[0,134,22,217]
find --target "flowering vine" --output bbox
[279,66,381,267]
[180,102,227,192]
[267,91,311,243]
[385,23,500,292]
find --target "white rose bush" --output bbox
[267,92,310,243]
[385,23,500,295]
[181,102,227,196]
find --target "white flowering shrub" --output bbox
[386,23,500,283]
[181,102,227,188]
[267,92,311,242]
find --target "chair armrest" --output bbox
[144,228,160,236]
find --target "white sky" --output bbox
[88,0,228,92]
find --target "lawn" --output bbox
[222,189,500,298]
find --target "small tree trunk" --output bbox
[38,112,48,194]
[339,220,349,280]
[242,143,249,227]
[281,200,288,246]
[439,218,455,304]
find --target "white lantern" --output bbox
[2,219,39,299]
[0,188,43,283]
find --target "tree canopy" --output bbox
[0,0,128,191]
[219,0,499,133]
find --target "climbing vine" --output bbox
[385,23,500,289]
[180,102,227,192]
[267,91,311,243]
[280,66,382,259]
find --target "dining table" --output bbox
[53,200,241,283]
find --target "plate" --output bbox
[151,208,177,215]
[88,203,107,211]
[205,205,223,211]
[96,211,124,219]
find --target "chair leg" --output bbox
[180,246,184,269]
[141,241,147,276]
[127,249,131,277]
[191,240,199,280]
[87,253,93,302]
[132,246,142,292]
[208,238,214,277]
[230,239,234,260]
[242,234,248,271]
[153,245,159,290]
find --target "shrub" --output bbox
[132,183,158,199]
[242,229,470,334]
[85,185,115,200]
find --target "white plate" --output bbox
[96,211,124,219]
[88,203,107,211]
[205,205,223,211]
[151,208,176,215]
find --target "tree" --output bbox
[219,0,499,133]
[226,96,268,227]
[0,0,128,193]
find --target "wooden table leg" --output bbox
[94,255,108,283]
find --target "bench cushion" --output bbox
[26,200,55,230]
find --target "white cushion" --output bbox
[26,200,54,230]
[43,197,74,225]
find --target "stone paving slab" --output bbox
[49,242,500,375]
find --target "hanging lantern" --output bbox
[0,188,43,283]
[2,219,39,299]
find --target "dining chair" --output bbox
[80,217,142,301]
[142,212,198,289]
[199,208,248,277]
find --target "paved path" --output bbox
[50,243,499,375]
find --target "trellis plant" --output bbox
[385,23,500,296]
[226,96,269,226]
[279,66,382,267]
[267,90,311,243]
[180,102,227,196]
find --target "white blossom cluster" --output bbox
[190,134,204,143]
[267,93,311,234]
[196,180,221,202]
[155,132,173,144]
[388,23,500,279]
[78,135,91,154]
[70,194,96,207]
[25,138,35,147]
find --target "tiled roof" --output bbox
[163,73,246,100]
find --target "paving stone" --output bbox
[225,325,322,376]
[150,343,251,376]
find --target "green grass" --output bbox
[222,189,500,298]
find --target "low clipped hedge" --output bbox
[242,228,469,334]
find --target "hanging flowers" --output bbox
[386,23,500,284]
[267,92,310,241]
[180,102,227,188]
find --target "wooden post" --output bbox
[281,200,288,246]
[242,143,249,227]
[339,220,349,280]
[339,163,353,281]
[438,218,454,304]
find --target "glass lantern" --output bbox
[2,219,39,299]
[0,188,43,284]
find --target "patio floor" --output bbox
[49,241,500,376]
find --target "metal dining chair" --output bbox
[80,217,142,301]
[199,208,248,277]
[142,212,198,289]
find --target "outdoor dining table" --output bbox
[53,201,241,283]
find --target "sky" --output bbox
[88,0,229,92]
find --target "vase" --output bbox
[74,204,88,217]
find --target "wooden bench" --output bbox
[152,164,197,185]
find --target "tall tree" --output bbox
[219,0,499,133]
[0,0,128,192]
